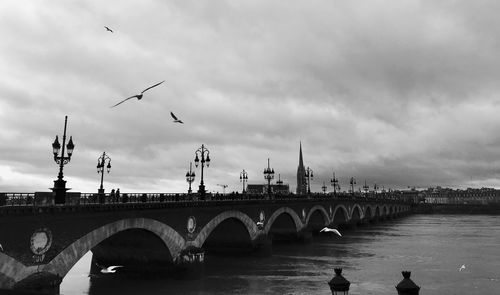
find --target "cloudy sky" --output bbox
[1,0,500,194]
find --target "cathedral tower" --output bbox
[296,142,307,194]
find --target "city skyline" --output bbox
[2,1,500,194]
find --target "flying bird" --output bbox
[110,81,165,108]
[256,221,264,227]
[459,264,466,272]
[96,263,123,273]
[104,26,113,33]
[319,227,342,236]
[170,112,183,124]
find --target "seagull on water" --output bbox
[170,112,183,124]
[110,81,165,108]
[319,227,342,236]
[96,263,123,273]
[459,264,466,272]
[104,26,113,33]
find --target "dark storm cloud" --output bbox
[1,0,500,193]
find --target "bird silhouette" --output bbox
[96,263,123,273]
[319,227,342,236]
[111,81,165,108]
[104,26,113,33]
[170,112,183,124]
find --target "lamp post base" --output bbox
[98,188,105,204]
[52,179,67,205]
[198,184,206,200]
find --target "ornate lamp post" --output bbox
[194,144,210,198]
[263,158,275,197]
[96,152,111,199]
[240,169,248,194]
[331,172,339,195]
[322,181,327,194]
[349,177,356,195]
[186,162,195,194]
[51,115,75,204]
[276,173,283,193]
[305,167,313,194]
[363,180,369,197]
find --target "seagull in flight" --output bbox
[96,263,123,273]
[111,81,165,108]
[104,26,113,33]
[459,264,466,272]
[170,112,183,124]
[256,221,264,227]
[319,227,342,236]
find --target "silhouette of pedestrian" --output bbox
[116,188,120,202]
[110,189,115,203]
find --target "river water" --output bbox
[61,214,500,294]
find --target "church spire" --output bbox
[296,141,306,194]
[299,141,304,167]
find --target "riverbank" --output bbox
[414,203,500,214]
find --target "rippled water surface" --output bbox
[61,215,500,294]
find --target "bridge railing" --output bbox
[0,191,416,208]
[0,193,36,206]
[78,192,185,204]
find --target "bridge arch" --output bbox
[191,210,258,249]
[382,205,388,216]
[305,205,330,227]
[332,205,349,225]
[350,204,364,221]
[364,206,373,220]
[264,207,303,234]
[42,218,185,281]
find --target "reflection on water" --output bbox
[61,215,500,295]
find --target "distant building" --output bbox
[422,187,500,204]
[246,184,290,194]
[296,142,307,194]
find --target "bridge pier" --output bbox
[172,248,205,280]
[252,233,272,256]
[297,229,313,243]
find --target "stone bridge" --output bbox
[0,196,411,294]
